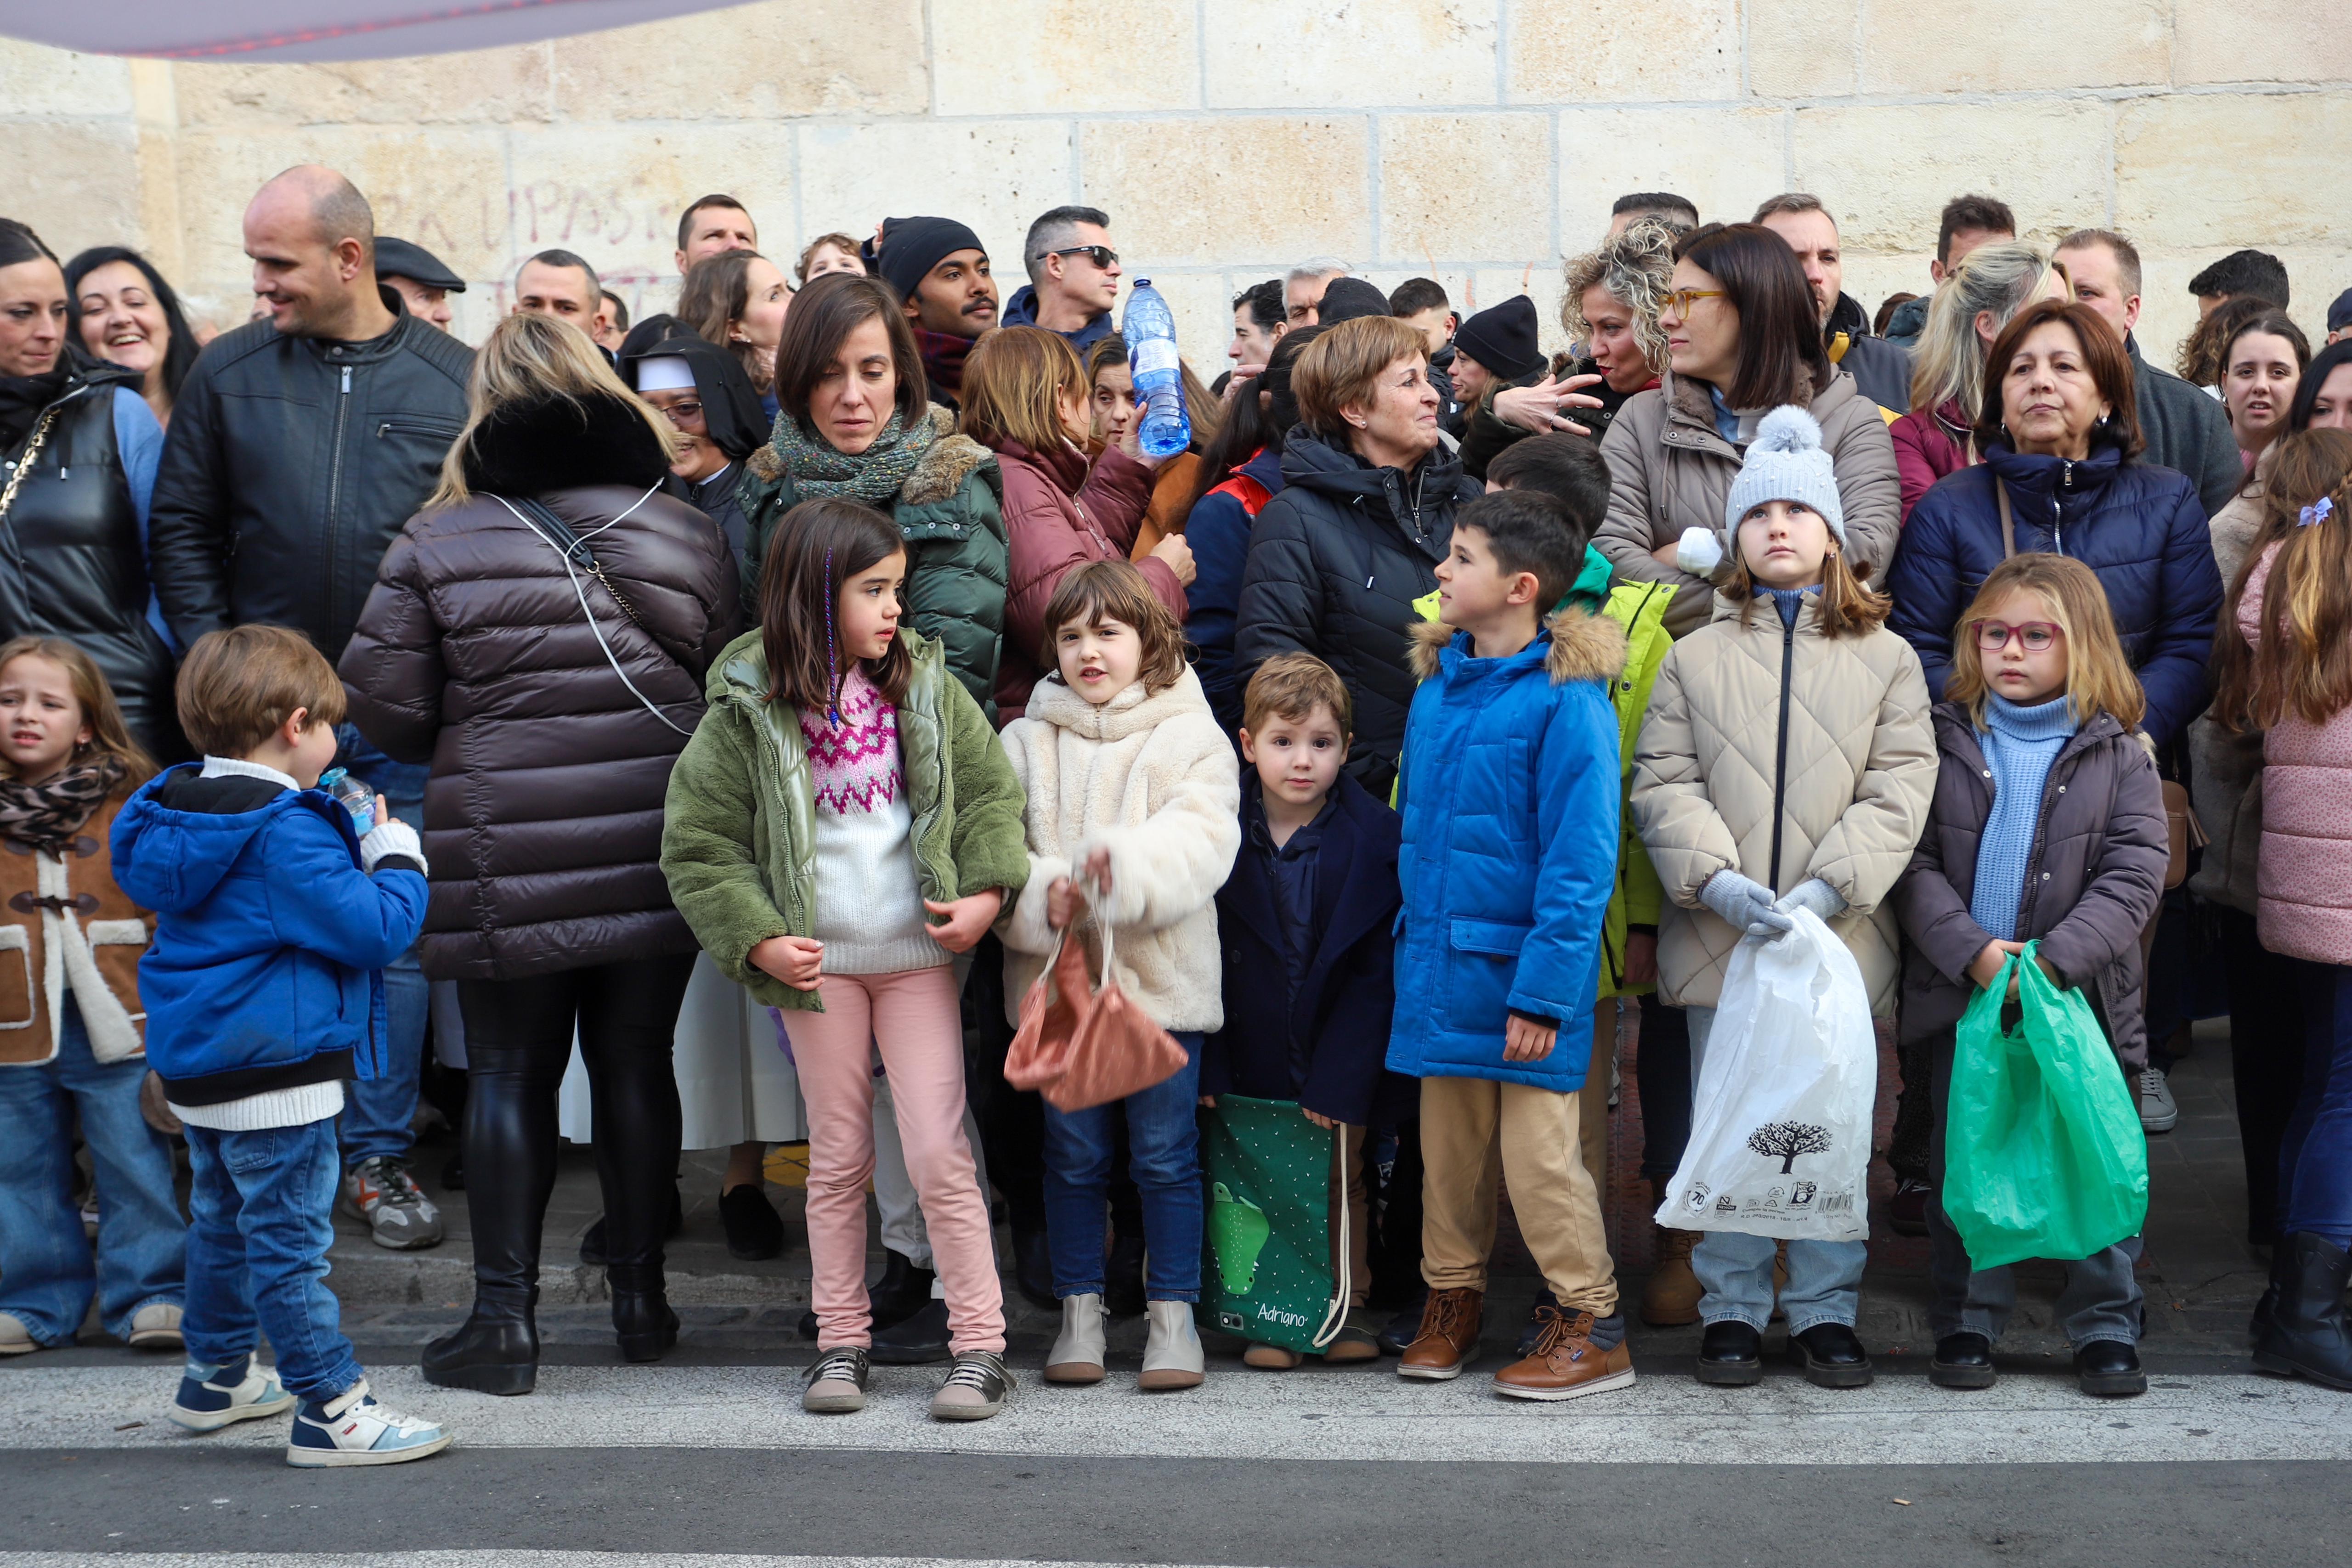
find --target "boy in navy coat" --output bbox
[1202,653,1408,1368]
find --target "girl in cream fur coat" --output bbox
[997,561,1240,1393]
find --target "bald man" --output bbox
[149,164,471,1249]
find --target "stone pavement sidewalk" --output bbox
[328,1016,2271,1365]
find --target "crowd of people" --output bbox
[0,158,2349,1466]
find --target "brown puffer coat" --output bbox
[1892,702,2169,1068]
[1630,590,1936,1016]
[1595,367,1903,638]
[339,392,741,981]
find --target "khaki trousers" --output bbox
[1418,1063,1617,1316]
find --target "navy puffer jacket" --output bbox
[1887,440,2223,748]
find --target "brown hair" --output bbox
[795,232,859,285]
[772,271,930,433]
[1974,298,2145,460]
[677,249,773,392]
[0,637,156,787]
[756,497,913,713]
[959,326,1087,454]
[2175,293,2272,390]
[1673,222,1831,409]
[2213,429,2352,732]
[1944,553,2145,730]
[1724,537,1891,638]
[1038,560,1187,695]
[176,625,346,758]
[1292,315,1430,444]
[1243,651,1352,738]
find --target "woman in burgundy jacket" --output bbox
[958,326,1191,722]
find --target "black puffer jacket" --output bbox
[1233,432,1479,794]
[151,289,474,661]
[338,393,741,981]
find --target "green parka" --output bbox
[659,626,1031,1012]
[737,407,1009,712]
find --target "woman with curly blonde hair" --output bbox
[1485,218,1678,451]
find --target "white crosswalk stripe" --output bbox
[0,1363,2342,1465]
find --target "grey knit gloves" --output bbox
[1775,878,1847,924]
[1699,870,1790,937]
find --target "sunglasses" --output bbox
[1975,620,2064,652]
[1046,245,1119,271]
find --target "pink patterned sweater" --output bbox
[799,667,943,974]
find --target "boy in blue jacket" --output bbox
[112,626,450,1467]
[1388,490,1631,1402]
[1201,653,1411,1369]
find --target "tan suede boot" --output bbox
[1641,1224,1702,1326]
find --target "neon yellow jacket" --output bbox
[1410,548,1676,999]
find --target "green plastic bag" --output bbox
[1942,943,2148,1270]
[1198,1094,1346,1354]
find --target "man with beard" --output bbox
[873,216,1001,411]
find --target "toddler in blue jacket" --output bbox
[1387,490,1631,1402]
[112,626,450,1468]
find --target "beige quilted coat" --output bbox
[1630,591,1936,1015]
[1595,367,1904,639]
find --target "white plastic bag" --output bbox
[1656,908,1877,1241]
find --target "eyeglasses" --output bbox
[1975,620,2064,652]
[1046,245,1119,271]
[655,400,705,426]
[1664,288,1727,315]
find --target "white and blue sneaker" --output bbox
[286,1379,452,1468]
[169,1354,296,1433]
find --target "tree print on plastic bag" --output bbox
[1746,1121,1832,1173]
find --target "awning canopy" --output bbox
[0,0,753,61]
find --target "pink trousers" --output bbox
[780,966,1005,1354]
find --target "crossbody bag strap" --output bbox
[513,495,651,629]
[1995,478,2017,561]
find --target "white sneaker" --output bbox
[127,1302,184,1349]
[0,1311,37,1355]
[1138,1300,1204,1391]
[287,1379,452,1467]
[2137,1067,2178,1134]
[170,1354,295,1433]
[1045,1293,1106,1384]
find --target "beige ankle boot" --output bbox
[1045,1293,1106,1384]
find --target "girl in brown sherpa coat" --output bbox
[0,636,179,1355]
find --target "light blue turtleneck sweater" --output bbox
[1969,693,2079,941]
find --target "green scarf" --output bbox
[767,406,941,505]
[1553,543,1613,615]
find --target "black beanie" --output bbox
[874,216,987,302]
[1453,294,1544,380]
[1315,276,1393,326]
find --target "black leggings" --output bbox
[457,954,696,1302]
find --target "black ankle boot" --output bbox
[1104,1232,1148,1318]
[423,1289,539,1396]
[869,1250,934,1333]
[609,1262,680,1363]
[2254,1232,2352,1391]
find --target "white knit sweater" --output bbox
[801,669,945,976]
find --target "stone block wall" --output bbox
[2,0,2345,374]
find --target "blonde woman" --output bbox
[1893,243,2072,521]
[338,313,740,1395]
[1489,217,1679,450]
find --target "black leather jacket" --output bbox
[149,290,474,660]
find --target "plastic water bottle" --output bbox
[318,766,376,831]
[1122,280,1192,460]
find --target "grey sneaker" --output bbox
[340,1157,445,1251]
[803,1346,871,1414]
[2137,1068,2178,1134]
[930,1350,1015,1421]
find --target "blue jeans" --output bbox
[183,1115,362,1402]
[334,724,428,1169]
[2281,960,2352,1247]
[0,997,184,1344]
[1041,1032,1203,1302]
[1684,1004,1866,1332]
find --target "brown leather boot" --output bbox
[1493,1305,1636,1402]
[1641,1225,1702,1326]
[1397,1286,1483,1381]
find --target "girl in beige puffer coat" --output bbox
[1630,407,1935,1390]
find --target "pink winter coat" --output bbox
[1890,399,1970,524]
[2240,541,2352,964]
